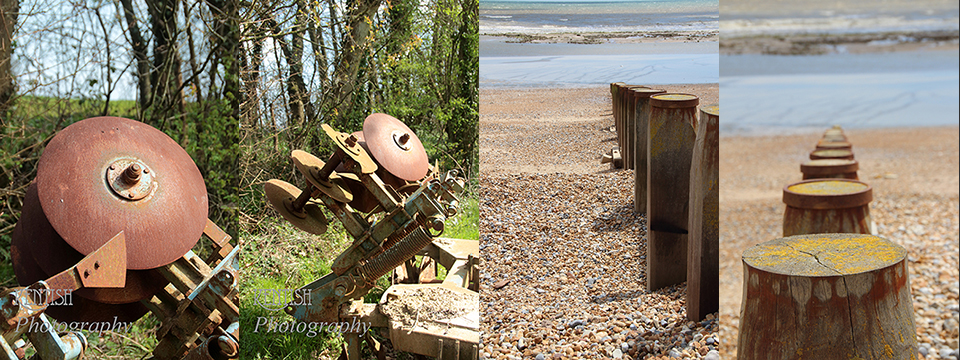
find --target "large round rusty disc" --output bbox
[291,150,353,203]
[363,113,429,181]
[265,179,328,235]
[15,183,167,304]
[35,117,207,270]
[11,221,149,323]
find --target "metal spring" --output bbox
[358,227,433,285]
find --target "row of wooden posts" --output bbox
[608,82,719,322]
[738,126,919,359]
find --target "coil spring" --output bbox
[358,226,432,285]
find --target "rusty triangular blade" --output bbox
[75,231,127,288]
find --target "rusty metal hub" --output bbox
[363,113,429,181]
[35,117,207,270]
[105,158,157,201]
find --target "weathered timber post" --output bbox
[810,148,854,160]
[646,93,698,291]
[623,86,647,170]
[822,126,848,142]
[687,103,719,321]
[612,82,624,149]
[782,179,873,237]
[633,87,666,214]
[738,234,918,360]
[815,140,853,152]
[801,159,859,180]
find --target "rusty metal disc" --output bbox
[363,113,429,181]
[291,150,354,203]
[265,179,328,235]
[10,221,149,323]
[35,117,207,270]
[783,179,873,210]
[15,183,167,304]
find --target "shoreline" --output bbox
[481,31,720,45]
[720,29,959,55]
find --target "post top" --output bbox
[743,234,906,276]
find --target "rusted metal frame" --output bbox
[202,219,234,260]
[1,335,19,360]
[23,315,85,360]
[146,241,239,360]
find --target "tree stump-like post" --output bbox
[801,159,859,180]
[687,104,718,321]
[633,87,666,214]
[646,93,698,291]
[611,82,624,149]
[738,234,918,360]
[822,126,848,142]
[782,179,873,237]
[816,140,853,152]
[623,86,644,170]
[810,148,855,160]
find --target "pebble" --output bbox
[480,173,719,359]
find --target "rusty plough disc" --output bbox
[363,113,429,181]
[264,179,329,235]
[291,150,354,203]
[35,116,207,270]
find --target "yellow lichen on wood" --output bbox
[787,180,867,195]
[743,234,905,276]
[653,94,697,101]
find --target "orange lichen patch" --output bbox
[653,94,697,101]
[787,180,867,195]
[743,234,905,276]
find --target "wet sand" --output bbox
[480,84,719,176]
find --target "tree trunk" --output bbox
[738,234,917,359]
[121,0,152,110]
[146,0,184,121]
[1,0,19,113]
[325,0,381,122]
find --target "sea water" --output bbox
[481,0,719,34]
[719,0,959,135]
[479,0,720,88]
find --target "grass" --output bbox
[239,192,478,359]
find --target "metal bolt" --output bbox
[398,133,410,146]
[122,163,142,185]
[334,285,346,297]
[346,134,358,147]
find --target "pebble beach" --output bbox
[480,85,721,359]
